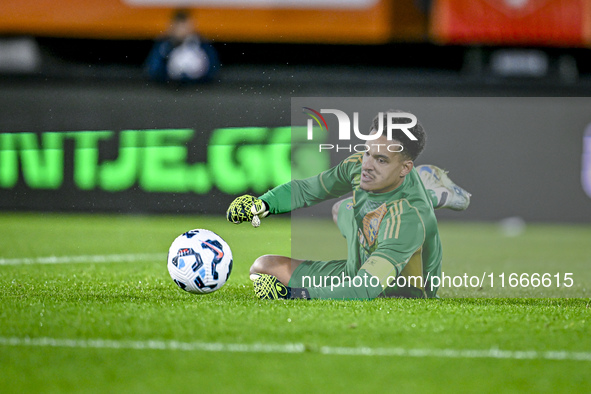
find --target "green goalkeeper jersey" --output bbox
[259,152,442,299]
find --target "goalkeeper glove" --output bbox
[226,195,269,226]
[251,273,310,300]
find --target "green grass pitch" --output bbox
[0,212,590,393]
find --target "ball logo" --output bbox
[201,239,224,280]
[172,248,196,268]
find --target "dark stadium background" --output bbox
[1,0,591,222]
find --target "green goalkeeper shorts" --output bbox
[289,259,348,288]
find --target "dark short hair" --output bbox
[370,110,426,161]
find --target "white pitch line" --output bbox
[0,337,305,354]
[0,253,165,266]
[319,346,591,361]
[1,337,590,362]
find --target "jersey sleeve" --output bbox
[259,153,362,214]
[305,200,426,300]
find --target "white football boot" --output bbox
[417,165,471,211]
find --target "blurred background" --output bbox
[1,0,591,222]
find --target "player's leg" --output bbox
[252,197,354,298]
[251,257,348,299]
[250,255,305,286]
[416,164,471,211]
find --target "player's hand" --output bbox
[226,195,269,226]
[251,273,310,300]
[252,273,290,299]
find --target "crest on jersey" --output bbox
[361,203,387,247]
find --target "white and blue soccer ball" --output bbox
[167,229,233,294]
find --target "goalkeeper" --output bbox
[226,110,470,300]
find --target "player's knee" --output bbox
[250,255,299,285]
[250,254,279,275]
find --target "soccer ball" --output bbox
[167,229,233,294]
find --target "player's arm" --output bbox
[259,153,361,214]
[226,153,361,225]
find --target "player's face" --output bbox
[359,136,413,193]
